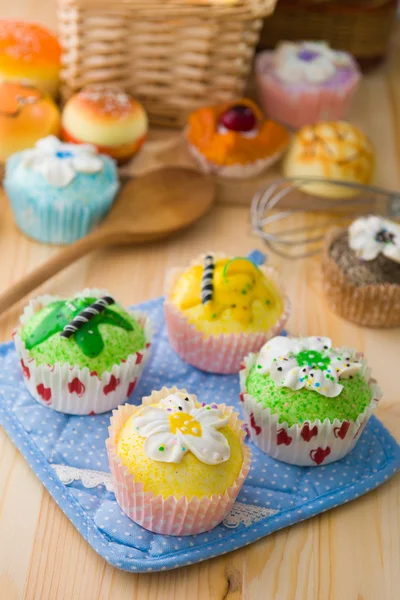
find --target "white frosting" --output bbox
[274,41,353,84]
[21,135,104,187]
[348,216,400,264]
[132,392,231,465]
[217,124,259,139]
[256,336,361,398]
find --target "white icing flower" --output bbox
[349,216,400,263]
[133,392,231,465]
[21,135,103,187]
[274,41,352,84]
[256,336,361,398]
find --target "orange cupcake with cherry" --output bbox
[61,87,148,164]
[0,20,61,97]
[187,98,289,178]
[0,81,60,164]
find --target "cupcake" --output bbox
[0,82,60,164]
[106,387,251,535]
[4,135,119,245]
[13,289,152,414]
[283,121,375,199]
[256,41,361,130]
[187,98,289,178]
[240,336,381,466]
[165,253,290,374]
[61,87,148,164]
[322,216,400,327]
[0,20,61,97]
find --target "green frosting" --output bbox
[246,366,372,426]
[21,297,146,374]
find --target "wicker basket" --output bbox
[58,0,277,127]
[260,0,397,60]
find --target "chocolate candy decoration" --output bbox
[61,296,115,338]
[201,255,214,304]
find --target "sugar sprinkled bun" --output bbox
[61,87,148,164]
[0,82,60,163]
[0,20,61,97]
[284,121,375,199]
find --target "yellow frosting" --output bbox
[170,257,284,335]
[116,403,243,500]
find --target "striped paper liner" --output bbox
[106,387,251,536]
[164,253,291,374]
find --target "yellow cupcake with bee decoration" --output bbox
[164,253,290,373]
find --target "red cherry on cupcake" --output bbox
[219,104,257,132]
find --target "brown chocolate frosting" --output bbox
[329,231,400,286]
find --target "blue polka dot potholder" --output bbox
[0,296,399,573]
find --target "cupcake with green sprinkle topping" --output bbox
[240,335,381,466]
[14,289,152,414]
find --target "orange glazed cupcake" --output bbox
[0,82,60,163]
[0,20,61,97]
[61,87,148,164]
[187,98,289,178]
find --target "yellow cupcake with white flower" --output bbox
[165,253,290,374]
[106,387,251,535]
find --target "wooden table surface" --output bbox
[1,3,400,600]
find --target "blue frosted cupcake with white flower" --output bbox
[4,135,119,244]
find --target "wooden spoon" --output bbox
[0,167,215,315]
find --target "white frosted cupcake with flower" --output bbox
[106,387,251,535]
[322,216,400,327]
[240,336,381,466]
[4,135,119,244]
[256,41,361,129]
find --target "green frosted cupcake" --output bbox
[14,289,152,415]
[240,336,381,466]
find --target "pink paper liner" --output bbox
[255,51,361,129]
[239,351,382,466]
[164,254,291,374]
[322,227,400,327]
[13,288,152,415]
[106,386,252,535]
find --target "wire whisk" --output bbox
[251,177,400,259]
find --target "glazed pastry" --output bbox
[322,216,400,327]
[187,98,289,178]
[4,136,119,244]
[165,253,290,373]
[106,387,251,535]
[61,87,148,164]
[0,82,60,164]
[284,121,375,198]
[256,41,360,129]
[240,336,381,466]
[14,289,152,414]
[0,20,61,97]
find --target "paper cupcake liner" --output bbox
[13,288,152,415]
[106,386,252,535]
[188,142,285,179]
[4,176,119,245]
[164,253,291,374]
[239,352,382,466]
[322,227,400,328]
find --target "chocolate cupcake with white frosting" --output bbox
[322,216,400,327]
